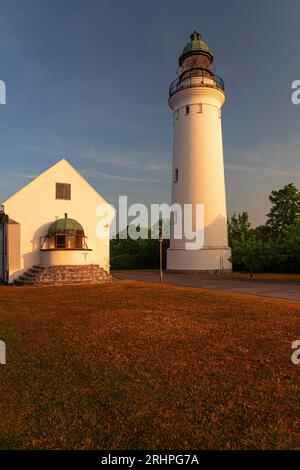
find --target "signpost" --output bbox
[159,234,163,283]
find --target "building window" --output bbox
[185,105,190,115]
[76,236,84,249]
[174,168,178,183]
[197,104,203,113]
[55,235,66,249]
[56,183,71,200]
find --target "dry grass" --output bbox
[0,280,300,450]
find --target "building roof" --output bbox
[179,31,213,65]
[1,158,114,212]
[48,215,84,236]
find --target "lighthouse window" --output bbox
[185,105,190,115]
[197,104,203,113]
[175,110,179,120]
[174,168,179,183]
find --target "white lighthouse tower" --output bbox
[167,31,232,272]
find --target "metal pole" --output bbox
[159,235,163,283]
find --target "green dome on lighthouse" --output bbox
[179,31,213,66]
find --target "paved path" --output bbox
[113,270,300,302]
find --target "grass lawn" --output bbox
[0,280,300,450]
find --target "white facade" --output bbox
[167,32,232,272]
[1,159,114,283]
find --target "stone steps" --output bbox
[14,264,112,286]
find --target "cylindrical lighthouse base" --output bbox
[167,247,232,273]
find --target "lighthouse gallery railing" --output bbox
[169,68,224,98]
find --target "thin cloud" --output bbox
[226,136,300,180]
[84,155,138,167]
[146,163,169,171]
[79,149,139,167]
[12,173,38,179]
[225,164,295,177]
[79,149,171,173]
[81,169,159,183]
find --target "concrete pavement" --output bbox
[113,270,300,302]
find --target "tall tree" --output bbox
[266,183,300,233]
[228,212,252,246]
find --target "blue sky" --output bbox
[0,0,299,225]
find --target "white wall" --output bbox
[2,159,113,282]
[167,86,232,271]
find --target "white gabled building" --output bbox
[0,158,114,285]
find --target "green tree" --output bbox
[230,236,272,273]
[110,225,170,270]
[266,183,300,233]
[228,212,252,246]
[280,220,300,272]
[252,224,272,241]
